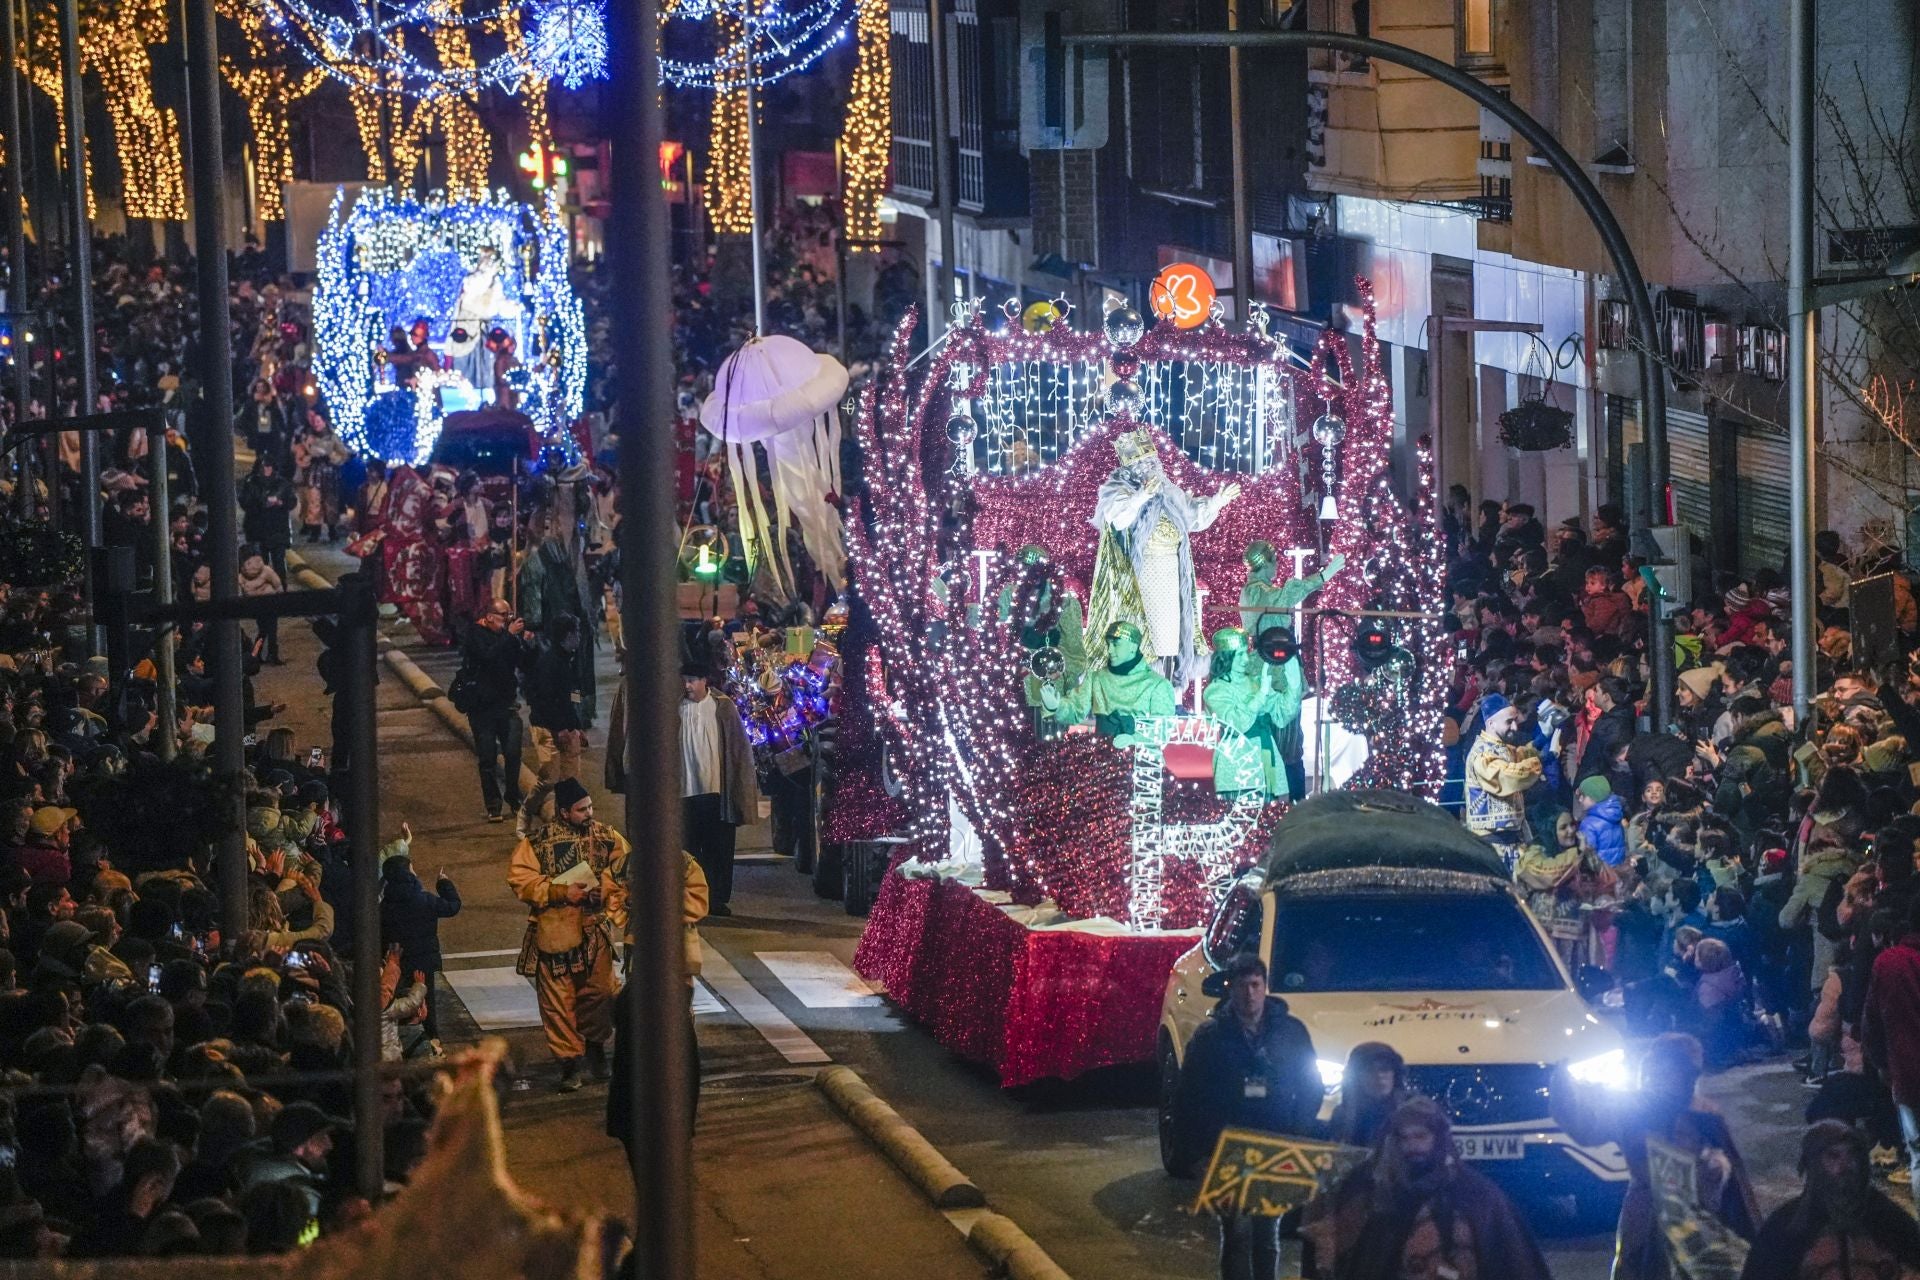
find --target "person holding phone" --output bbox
[378,823,460,1046]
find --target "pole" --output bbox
[55,0,98,565]
[1225,0,1253,321]
[609,0,691,1277]
[148,421,177,759]
[744,39,766,335]
[835,237,849,363]
[183,0,249,936]
[1066,27,1672,725]
[2,0,31,519]
[343,597,383,1201]
[1786,0,1816,725]
[925,0,957,335]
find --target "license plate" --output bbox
[1454,1134,1525,1161]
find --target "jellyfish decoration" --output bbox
[699,335,851,601]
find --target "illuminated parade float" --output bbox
[313,187,588,467]
[842,276,1451,1085]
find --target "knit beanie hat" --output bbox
[1676,664,1724,702]
[1577,775,1612,803]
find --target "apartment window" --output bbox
[1591,0,1632,164]
[1458,0,1503,71]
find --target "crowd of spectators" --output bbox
[1441,487,1920,1208]
[0,234,447,1259]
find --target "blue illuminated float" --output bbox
[313,186,586,466]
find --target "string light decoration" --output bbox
[26,0,187,221]
[219,0,327,221]
[497,7,553,158]
[23,17,96,221]
[312,187,586,465]
[259,0,607,101]
[837,281,1448,932]
[702,7,753,235]
[838,0,888,246]
[658,0,852,90]
[391,0,493,199]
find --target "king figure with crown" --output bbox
[1085,427,1241,688]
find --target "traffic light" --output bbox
[517,143,570,191]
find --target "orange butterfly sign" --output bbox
[1150,263,1217,330]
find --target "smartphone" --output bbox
[147,964,162,993]
[284,951,308,970]
[308,747,324,768]
[169,922,184,941]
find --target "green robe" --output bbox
[1049,655,1175,740]
[1239,566,1336,638]
[1203,658,1304,795]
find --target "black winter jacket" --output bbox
[459,625,530,714]
[1168,996,1321,1176]
[379,862,461,972]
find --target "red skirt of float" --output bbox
[853,869,1197,1088]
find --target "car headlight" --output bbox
[1567,1047,1630,1090]
[1316,1059,1345,1090]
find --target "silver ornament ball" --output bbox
[946,413,977,446]
[1103,305,1146,349]
[1105,378,1146,418]
[1029,646,1066,682]
[1312,412,1347,447]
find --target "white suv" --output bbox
[1157,791,1630,1217]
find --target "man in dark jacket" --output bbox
[238,455,296,585]
[1739,1121,1920,1280]
[459,598,534,822]
[521,613,588,832]
[1579,675,1637,783]
[1170,952,1322,1280]
[378,841,460,1042]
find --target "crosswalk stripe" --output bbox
[756,950,883,1008]
[697,945,831,1064]
[442,966,733,1030]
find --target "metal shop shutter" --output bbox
[1666,409,1713,544]
[1735,424,1791,579]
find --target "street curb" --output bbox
[382,646,542,795]
[965,1213,1074,1280]
[282,549,335,594]
[815,1066,987,1211]
[383,645,446,701]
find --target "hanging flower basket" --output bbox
[1497,398,1575,451]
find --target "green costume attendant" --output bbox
[1238,544,1346,639]
[1044,622,1174,743]
[1202,628,1304,796]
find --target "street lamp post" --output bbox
[183,0,250,940]
[54,0,99,594]
[1,0,31,519]
[610,2,693,1277]
[1064,27,1675,726]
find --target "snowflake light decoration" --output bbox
[527,0,607,89]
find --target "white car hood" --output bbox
[1280,987,1617,1066]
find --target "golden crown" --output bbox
[1113,429,1155,466]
